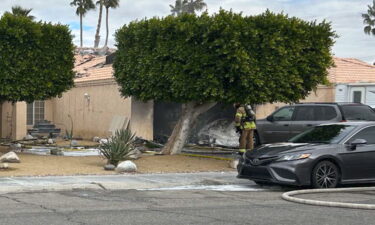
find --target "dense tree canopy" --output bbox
[114,10,335,105]
[0,13,75,102]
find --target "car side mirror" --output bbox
[266,115,274,122]
[350,139,367,150]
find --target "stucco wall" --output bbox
[255,85,336,119]
[51,80,153,140]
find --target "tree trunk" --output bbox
[104,7,109,47]
[161,102,216,155]
[94,2,103,48]
[80,14,83,47]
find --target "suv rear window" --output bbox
[341,105,375,121]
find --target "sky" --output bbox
[1,0,375,63]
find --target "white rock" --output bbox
[116,161,137,173]
[99,139,108,144]
[0,163,9,169]
[229,159,239,169]
[47,138,55,144]
[0,151,20,163]
[24,134,34,140]
[93,137,101,142]
[126,149,142,160]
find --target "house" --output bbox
[1,55,374,141]
[0,49,153,141]
[256,57,375,118]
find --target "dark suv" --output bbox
[255,103,375,145]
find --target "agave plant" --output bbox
[99,123,135,166]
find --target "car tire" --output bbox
[312,161,339,189]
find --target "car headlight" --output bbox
[277,153,311,162]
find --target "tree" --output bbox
[170,0,206,15]
[0,13,75,103]
[6,5,35,20]
[103,0,120,47]
[94,0,104,48]
[362,0,375,35]
[114,10,335,155]
[70,0,95,47]
[182,0,207,14]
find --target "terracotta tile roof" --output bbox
[75,65,113,83]
[73,55,375,84]
[73,54,114,83]
[329,57,375,83]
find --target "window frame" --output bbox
[271,106,295,122]
[343,125,375,145]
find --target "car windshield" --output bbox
[289,124,356,144]
[341,105,375,121]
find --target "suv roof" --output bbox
[294,102,366,106]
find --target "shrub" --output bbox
[99,124,136,166]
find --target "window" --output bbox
[341,105,375,121]
[26,101,45,126]
[347,126,375,145]
[315,106,337,120]
[273,107,294,121]
[294,106,315,121]
[353,91,362,103]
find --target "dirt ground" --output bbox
[0,147,234,177]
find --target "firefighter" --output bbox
[234,103,256,153]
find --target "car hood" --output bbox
[245,142,320,159]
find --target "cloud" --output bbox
[1,0,375,62]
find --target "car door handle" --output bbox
[284,124,289,127]
[306,124,313,127]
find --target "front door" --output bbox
[340,126,375,181]
[350,87,365,104]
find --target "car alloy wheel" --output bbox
[312,161,339,188]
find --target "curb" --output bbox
[181,153,233,161]
[282,187,375,210]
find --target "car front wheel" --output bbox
[312,161,339,189]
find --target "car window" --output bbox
[294,106,314,121]
[289,124,356,144]
[273,107,294,121]
[347,126,375,144]
[341,105,375,121]
[315,106,337,120]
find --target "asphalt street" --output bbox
[0,172,374,225]
[0,188,374,225]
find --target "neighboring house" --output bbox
[256,57,375,118]
[1,55,374,141]
[0,49,153,140]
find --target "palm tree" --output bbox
[70,0,96,47]
[170,0,207,16]
[362,0,375,36]
[182,0,207,14]
[170,0,183,16]
[103,0,120,47]
[94,0,104,48]
[8,5,35,20]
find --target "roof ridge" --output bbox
[336,57,375,69]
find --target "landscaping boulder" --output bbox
[116,161,137,173]
[24,134,35,140]
[47,138,55,144]
[0,163,9,169]
[71,140,79,146]
[104,164,116,171]
[0,151,20,163]
[50,148,64,156]
[126,149,142,160]
[229,159,239,169]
